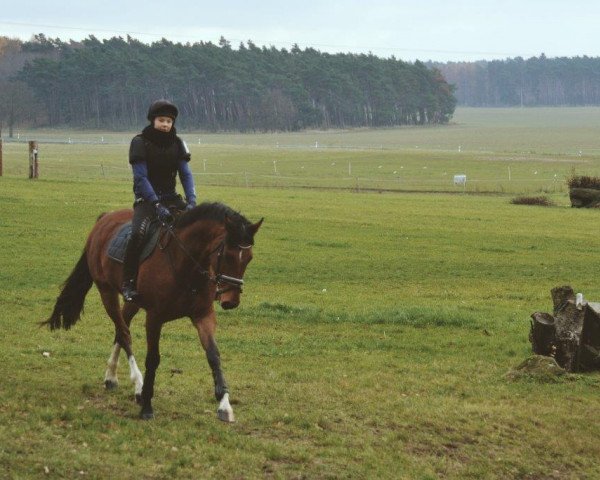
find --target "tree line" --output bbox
[430,54,600,106]
[0,34,456,134]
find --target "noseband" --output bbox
[213,241,252,295]
[159,224,249,296]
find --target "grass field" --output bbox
[3,107,600,194]
[2,108,600,479]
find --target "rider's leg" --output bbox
[122,201,154,302]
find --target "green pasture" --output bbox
[2,107,600,478]
[2,177,600,479]
[3,107,600,194]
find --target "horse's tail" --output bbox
[41,249,93,331]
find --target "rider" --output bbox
[121,99,197,302]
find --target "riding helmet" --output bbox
[147,100,179,121]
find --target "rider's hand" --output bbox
[155,202,174,224]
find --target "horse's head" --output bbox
[175,202,263,310]
[216,215,263,310]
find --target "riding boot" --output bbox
[122,235,141,302]
[121,278,138,303]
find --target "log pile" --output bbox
[529,286,600,372]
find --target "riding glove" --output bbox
[155,202,174,224]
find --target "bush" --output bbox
[567,175,600,189]
[510,196,555,206]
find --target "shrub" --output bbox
[510,196,555,206]
[567,175,600,189]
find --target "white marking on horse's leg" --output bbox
[217,393,235,423]
[128,355,144,397]
[104,343,121,388]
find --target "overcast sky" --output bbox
[2,0,600,62]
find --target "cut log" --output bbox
[529,312,556,356]
[529,286,600,372]
[579,303,600,370]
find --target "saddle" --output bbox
[107,220,162,264]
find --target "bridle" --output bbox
[212,240,252,295]
[159,223,249,296]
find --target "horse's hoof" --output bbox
[140,410,154,420]
[217,408,235,423]
[104,380,118,390]
[135,394,142,405]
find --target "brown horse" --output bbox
[43,202,262,421]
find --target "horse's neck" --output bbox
[175,221,225,262]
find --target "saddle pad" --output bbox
[107,221,162,264]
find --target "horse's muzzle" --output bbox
[216,275,243,310]
[220,299,239,310]
[218,285,241,310]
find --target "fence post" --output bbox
[0,139,3,177]
[29,141,39,179]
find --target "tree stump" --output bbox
[529,286,600,372]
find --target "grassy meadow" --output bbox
[2,107,600,479]
[4,107,600,194]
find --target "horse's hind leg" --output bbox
[104,342,121,390]
[103,301,140,390]
[99,288,143,402]
[122,302,144,403]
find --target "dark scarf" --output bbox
[141,124,177,148]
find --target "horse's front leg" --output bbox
[140,315,163,420]
[193,310,234,423]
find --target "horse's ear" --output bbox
[247,218,264,237]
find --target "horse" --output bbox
[42,202,263,422]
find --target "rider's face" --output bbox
[153,116,174,132]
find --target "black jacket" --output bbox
[129,126,191,199]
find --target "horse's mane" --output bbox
[176,202,254,245]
